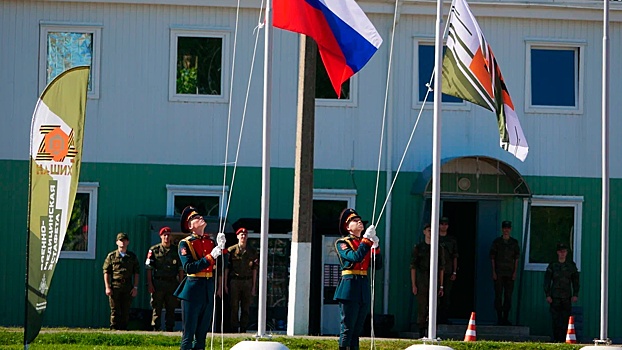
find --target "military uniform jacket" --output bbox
[439,235,459,274]
[333,235,382,302]
[103,250,140,289]
[227,244,258,279]
[544,260,580,299]
[174,234,218,302]
[145,243,182,280]
[410,241,445,288]
[490,236,520,276]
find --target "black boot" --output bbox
[339,347,350,350]
[502,311,511,326]
[496,311,503,325]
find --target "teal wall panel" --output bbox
[2,160,622,342]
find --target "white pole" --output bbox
[258,0,273,338]
[428,0,444,340]
[599,0,609,342]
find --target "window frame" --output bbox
[313,189,357,207]
[524,40,585,115]
[523,195,583,272]
[60,182,99,260]
[166,184,229,218]
[315,75,358,107]
[169,28,230,103]
[39,23,102,99]
[412,37,469,111]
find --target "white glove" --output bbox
[372,236,379,249]
[216,232,226,249]
[363,225,376,240]
[210,246,222,259]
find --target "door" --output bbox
[441,201,477,322]
[475,200,500,324]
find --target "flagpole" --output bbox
[599,0,609,342]
[427,0,445,340]
[258,0,273,338]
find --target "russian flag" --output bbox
[274,0,382,97]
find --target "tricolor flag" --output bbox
[25,66,90,346]
[442,0,528,161]
[274,0,382,97]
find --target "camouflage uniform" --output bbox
[410,240,445,335]
[490,236,520,324]
[226,243,258,332]
[544,259,580,342]
[438,234,458,323]
[103,250,140,330]
[146,243,182,331]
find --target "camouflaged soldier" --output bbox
[438,217,458,324]
[103,232,140,330]
[224,227,258,333]
[490,220,520,325]
[410,223,445,337]
[544,243,580,342]
[146,226,183,331]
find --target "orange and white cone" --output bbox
[464,312,477,341]
[566,316,577,344]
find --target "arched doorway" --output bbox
[413,156,531,324]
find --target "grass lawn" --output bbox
[0,328,583,349]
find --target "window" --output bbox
[315,51,358,107]
[166,185,228,218]
[523,196,582,271]
[39,24,102,99]
[413,41,464,107]
[313,189,357,230]
[525,41,584,113]
[169,29,230,103]
[61,183,98,259]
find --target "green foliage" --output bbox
[176,67,198,94]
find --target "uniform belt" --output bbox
[187,272,213,278]
[113,278,127,283]
[342,270,367,276]
[231,276,252,281]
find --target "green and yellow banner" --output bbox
[25,66,90,347]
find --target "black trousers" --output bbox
[494,275,514,316]
[550,298,572,342]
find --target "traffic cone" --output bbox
[464,312,477,341]
[565,316,577,344]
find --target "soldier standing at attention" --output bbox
[334,208,382,350]
[174,206,227,350]
[438,217,458,324]
[224,227,258,333]
[544,243,580,342]
[410,223,445,338]
[103,232,140,330]
[146,226,183,331]
[490,220,520,325]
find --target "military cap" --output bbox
[236,227,248,235]
[440,217,450,224]
[557,243,569,251]
[339,208,361,236]
[502,220,512,228]
[180,206,202,234]
[423,223,431,230]
[116,232,129,241]
[159,226,172,235]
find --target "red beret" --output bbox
[159,226,172,235]
[236,227,248,235]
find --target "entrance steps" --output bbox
[399,324,550,342]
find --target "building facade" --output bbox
[1,0,622,340]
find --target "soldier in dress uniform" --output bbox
[410,223,445,337]
[174,206,227,350]
[146,226,183,331]
[489,220,520,325]
[224,227,258,333]
[544,243,580,342]
[438,217,458,324]
[334,208,382,350]
[102,232,140,330]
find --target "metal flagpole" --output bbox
[599,0,609,341]
[258,0,273,338]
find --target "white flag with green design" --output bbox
[25,66,90,346]
[442,0,529,161]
